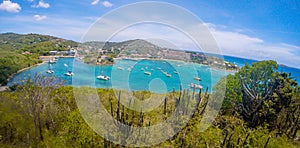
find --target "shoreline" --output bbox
[1,61,47,91]
[116,57,239,73]
[6,61,47,83]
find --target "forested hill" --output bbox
[0,33,78,56]
[0,33,78,86]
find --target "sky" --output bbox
[0,0,300,68]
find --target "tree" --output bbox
[18,75,61,145]
[216,61,298,128]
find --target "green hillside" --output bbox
[0,33,78,85]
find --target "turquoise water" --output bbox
[9,56,300,93]
[8,58,230,93]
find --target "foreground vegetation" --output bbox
[0,60,299,147]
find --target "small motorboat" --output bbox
[97,75,110,81]
[144,71,151,75]
[174,71,178,74]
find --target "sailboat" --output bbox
[97,66,110,81]
[64,63,74,76]
[46,63,54,74]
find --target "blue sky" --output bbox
[0,0,300,68]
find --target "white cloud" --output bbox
[33,14,47,21]
[102,1,113,7]
[0,0,21,13]
[91,0,99,5]
[205,23,300,68]
[32,0,50,8]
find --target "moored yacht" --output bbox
[97,75,110,81]
[65,71,74,76]
[165,73,172,77]
[144,71,151,75]
[46,69,54,74]
[189,83,203,89]
[194,76,201,81]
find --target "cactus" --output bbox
[264,136,270,148]
[236,136,241,147]
[164,97,167,115]
[242,133,250,146]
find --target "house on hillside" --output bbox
[49,51,58,55]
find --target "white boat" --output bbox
[174,71,178,74]
[141,68,145,71]
[127,67,131,71]
[47,63,54,74]
[194,76,202,81]
[157,67,162,70]
[165,73,172,77]
[144,71,151,75]
[189,83,203,89]
[97,75,110,81]
[46,69,54,74]
[65,71,74,76]
[117,67,124,70]
[49,59,56,64]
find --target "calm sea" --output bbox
[8,55,300,93]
